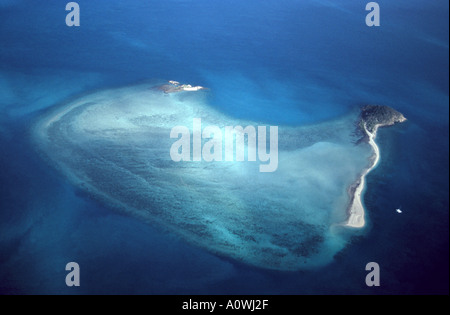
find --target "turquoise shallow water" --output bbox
[0,0,448,294]
[31,83,375,271]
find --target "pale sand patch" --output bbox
[346,123,381,228]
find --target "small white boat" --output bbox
[396,208,403,214]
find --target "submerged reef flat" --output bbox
[33,83,403,270]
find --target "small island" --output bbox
[346,105,407,228]
[360,105,407,134]
[157,80,207,94]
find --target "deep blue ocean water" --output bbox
[0,0,448,294]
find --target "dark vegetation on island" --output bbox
[360,105,407,133]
